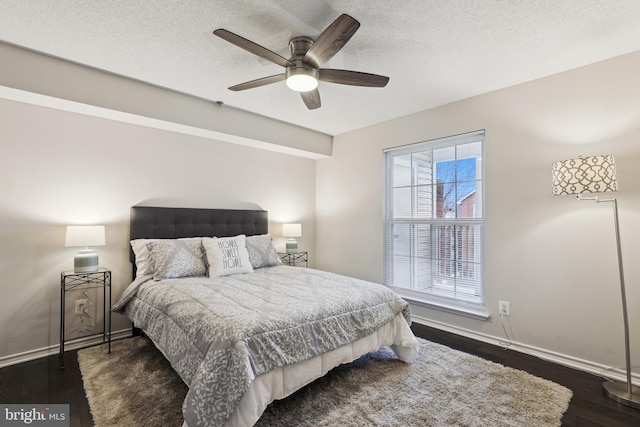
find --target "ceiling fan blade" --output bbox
[303,14,360,68]
[300,89,321,110]
[214,29,294,68]
[229,74,286,91]
[319,69,389,87]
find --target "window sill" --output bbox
[398,293,490,321]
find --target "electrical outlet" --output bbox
[75,299,88,315]
[498,300,510,316]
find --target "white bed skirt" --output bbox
[180,312,419,427]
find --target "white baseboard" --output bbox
[412,315,639,387]
[0,328,132,368]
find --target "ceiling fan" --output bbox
[213,14,389,110]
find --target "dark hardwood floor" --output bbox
[0,351,92,427]
[1,325,638,426]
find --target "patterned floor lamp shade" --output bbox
[552,155,639,409]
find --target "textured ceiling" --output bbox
[1,0,640,136]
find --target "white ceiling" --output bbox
[1,0,640,136]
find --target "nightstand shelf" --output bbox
[278,251,308,267]
[59,268,111,369]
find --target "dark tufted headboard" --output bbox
[129,206,268,278]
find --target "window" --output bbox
[383,131,485,317]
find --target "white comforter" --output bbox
[114,266,419,427]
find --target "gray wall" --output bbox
[316,51,640,378]
[0,97,317,361]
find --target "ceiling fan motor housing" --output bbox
[288,36,314,59]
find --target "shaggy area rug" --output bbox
[78,336,572,427]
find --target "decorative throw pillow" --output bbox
[146,238,207,280]
[202,235,254,277]
[246,234,281,269]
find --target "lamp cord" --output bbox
[498,313,513,350]
[78,289,93,334]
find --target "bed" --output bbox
[113,206,419,427]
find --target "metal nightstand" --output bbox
[278,251,308,267]
[59,268,111,369]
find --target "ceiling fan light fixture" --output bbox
[286,67,318,92]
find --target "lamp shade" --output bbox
[282,223,302,237]
[551,155,618,196]
[65,225,106,247]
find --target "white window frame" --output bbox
[383,131,488,320]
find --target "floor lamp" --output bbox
[552,154,639,408]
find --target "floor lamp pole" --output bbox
[601,198,640,408]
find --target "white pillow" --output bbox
[130,239,159,277]
[202,235,253,277]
